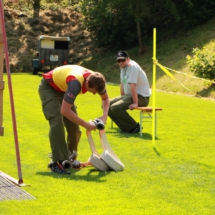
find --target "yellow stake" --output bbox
[152,28,156,147]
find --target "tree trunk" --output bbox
[136,20,144,54]
[135,0,144,54]
[33,0,40,18]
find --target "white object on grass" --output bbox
[86,130,110,171]
[99,130,125,171]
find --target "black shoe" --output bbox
[48,162,53,168]
[51,161,71,174]
[129,123,140,133]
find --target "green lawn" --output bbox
[0,74,215,215]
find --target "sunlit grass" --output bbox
[0,74,215,214]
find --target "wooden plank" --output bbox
[135,107,163,112]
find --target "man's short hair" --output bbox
[88,72,106,94]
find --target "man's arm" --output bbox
[61,100,96,131]
[99,91,110,124]
[61,80,96,131]
[129,83,138,109]
[120,83,125,95]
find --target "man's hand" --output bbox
[97,115,107,124]
[128,103,138,110]
[86,121,97,131]
[80,161,92,167]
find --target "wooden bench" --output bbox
[135,107,162,137]
[111,107,162,137]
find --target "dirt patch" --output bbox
[3,4,94,72]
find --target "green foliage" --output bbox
[81,0,138,49]
[186,46,215,80]
[80,0,215,49]
[175,0,215,30]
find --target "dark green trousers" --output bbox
[108,95,149,132]
[38,79,81,162]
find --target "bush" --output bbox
[186,47,215,80]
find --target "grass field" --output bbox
[0,74,215,215]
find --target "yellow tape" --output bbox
[153,60,215,100]
[153,60,175,80]
[162,66,215,84]
[154,60,215,84]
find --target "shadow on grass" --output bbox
[106,128,162,156]
[106,128,161,140]
[153,147,161,156]
[196,83,215,97]
[36,167,112,182]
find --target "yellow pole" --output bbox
[0,0,4,136]
[152,28,156,147]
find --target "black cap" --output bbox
[117,51,129,59]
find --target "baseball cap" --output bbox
[117,51,129,59]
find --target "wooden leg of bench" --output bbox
[111,109,159,137]
[139,111,159,137]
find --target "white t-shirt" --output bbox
[120,60,151,97]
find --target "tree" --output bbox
[135,0,145,53]
[33,0,41,18]
[122,0,151,53]
[81,0,181,52]
[81,0,215,52]
[81,0,141,49]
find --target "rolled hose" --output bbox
[62,159,81,169]
[62,150,80,169]
[62,160,73,169]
